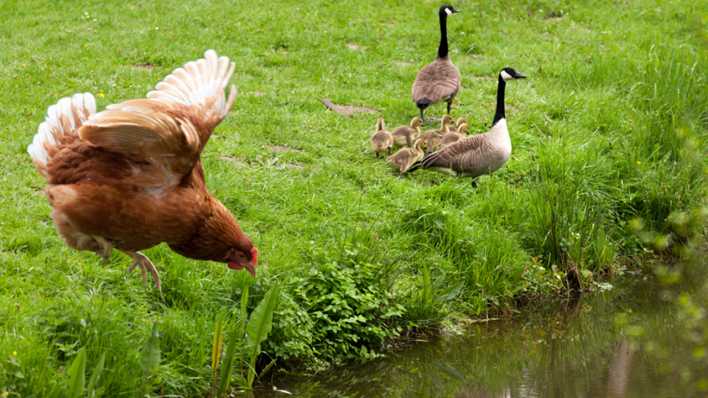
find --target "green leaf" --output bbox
[210,313,226,397]
[245,286,280,387]
[66,347,87,398]
[141,322,161,375]
[218,286,249,397]
[86,352,105,398]
[211,313,226,380]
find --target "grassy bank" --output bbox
[0,0,705,395]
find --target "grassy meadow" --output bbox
[0,0,706,395]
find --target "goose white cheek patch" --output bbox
[445,8,453,15]
[500,70,513,80]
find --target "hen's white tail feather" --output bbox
[28,92,96,175]
[147,49,236,123]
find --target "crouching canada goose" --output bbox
[387,138,425,174]
[370,118,394,157]
[408,67,526,185]
[392,116,423,147]
[412,5,460,122]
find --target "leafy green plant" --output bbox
[47,347,106,398]
[66,347,86,398]
[274,261,404,367]
[141,322,162,395]
[211,285,281,397]
[245,286,279,387]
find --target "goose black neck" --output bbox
[437,12,448,59]
[493,75,506,125]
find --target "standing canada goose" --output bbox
[412,4,461,122]
[392,116,423,147]
[408,67,526,185]
[370,118,394,157]
[440,121,468,146]
[419,114,453,153]
[387,138,425,174]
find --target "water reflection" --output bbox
[257,279,703,398]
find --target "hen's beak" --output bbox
[227,247,259,276]
[246,247,258,277]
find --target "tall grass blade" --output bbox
[66,347,87,398]
[86,352,106,398]
[210,312,226,396]
[245,286,280,388]
[238,284,250,377]
[422,262,433,309]
[217,286,249,397]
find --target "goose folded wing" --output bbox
[421,134,485,169]
[413,62,460,102]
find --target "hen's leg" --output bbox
[93,236,113,262]
[124,251,161,292]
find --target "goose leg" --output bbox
[125,251,162,292]
[446,100,452,114]
[419,108,425,123]
[471,178,479,188]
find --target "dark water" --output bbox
[257,276,706,398]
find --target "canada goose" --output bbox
[412,5,461,122]
[408,67,526,185]
[392,116,423,147]
[440,121,468,146]
[370,118,394,157]
[387,138,425,174]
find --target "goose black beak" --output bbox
[516,73,527,79]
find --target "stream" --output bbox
[257,271,706,398]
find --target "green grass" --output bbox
[0,0,706,395]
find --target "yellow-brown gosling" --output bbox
[370,118,394,158]
[387,138,425,174]
[440,121,468,146]
[392,116,423,148]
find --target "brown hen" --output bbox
[27,50,257,291]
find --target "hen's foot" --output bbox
[125,251,161,292]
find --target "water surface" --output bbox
[259,276,705,398]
